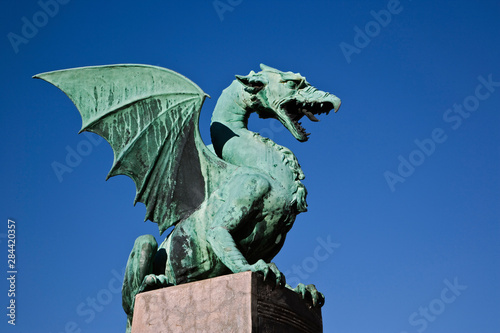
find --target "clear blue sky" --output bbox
[1,0,499,332]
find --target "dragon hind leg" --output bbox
[121,235,159,332]
[205,174,286,288]
[122,235,175,332]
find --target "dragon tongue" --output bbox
[302,109,320,122]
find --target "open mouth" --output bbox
[280,99,335,141]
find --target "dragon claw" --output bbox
[139,274,172,293]
[292,283,325,307]
[249,260,286,288]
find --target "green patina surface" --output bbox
[34,64,341,332]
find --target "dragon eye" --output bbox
[286,80,297,89]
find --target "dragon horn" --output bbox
[260,64,281,73]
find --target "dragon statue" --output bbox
[34,63,341,331]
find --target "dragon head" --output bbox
[235,64,341,142]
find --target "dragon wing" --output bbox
[35,64,233,234]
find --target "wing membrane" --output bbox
[35,64,214,233]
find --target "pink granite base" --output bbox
[131,271,322,333]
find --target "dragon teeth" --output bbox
[303,110,319,122]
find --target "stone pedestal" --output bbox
[131,271,322,332]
